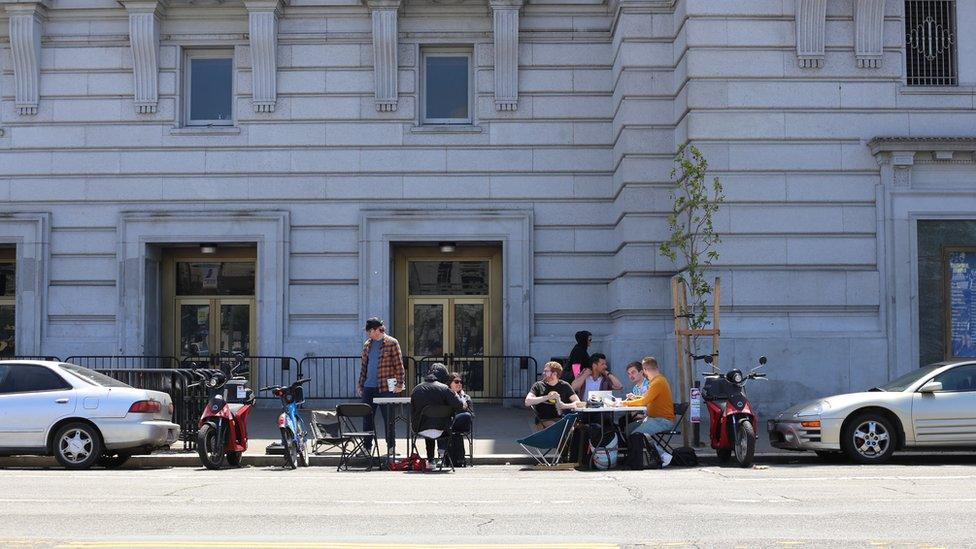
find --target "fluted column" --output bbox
[490,0,522,111]
[365,0,401,112]
[855,0,885,68]
[5,1,49,116]
[121,1,166,114]
[244,0,286,113]
[795,0,827,68]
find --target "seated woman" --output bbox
[621,356,677,467]
[448,371,474,466]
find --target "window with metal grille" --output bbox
[905,0,958,86]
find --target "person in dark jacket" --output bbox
[563,330,592,382]
[410,363,464,467]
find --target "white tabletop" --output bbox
[373,397,411,404]
[575,406,632,413]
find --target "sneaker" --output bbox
[660,451,673,468]
[425,461,436,472]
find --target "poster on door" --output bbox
[948,250,976,358]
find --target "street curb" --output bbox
[0,452,821,469]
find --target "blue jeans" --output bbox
[627,416,674,455]
[361,386,394,451]
[452,412,473,433]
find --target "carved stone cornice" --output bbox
[490,0,522,111]
[364,0,401,112]
[854,0,885,69]
[120,1,167,114]
[795,0,826,69]
[244,0,287,113]
[869,137,976,156]
[4,1,49,116]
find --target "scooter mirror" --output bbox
[704,355,713,365]
[759,356,767,366]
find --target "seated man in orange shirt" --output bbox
[621,356,676,467]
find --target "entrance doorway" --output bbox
[394,245,502,399]
[161,247,257,363]
[0,247,14,357]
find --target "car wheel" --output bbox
[841,412,896,464]
[97,453,131,469]
[53,422,103,470]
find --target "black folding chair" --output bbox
[648,402,689,455]
[336,403,379,471]
[410,404,456,472]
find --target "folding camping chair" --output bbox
[647,402,688,455]
[410,404,457,472]
[335,403,380,471]
[310,409,343,455]
[517,412,579,467]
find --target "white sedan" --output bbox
[768,360,976,463]
[0,360,180,469]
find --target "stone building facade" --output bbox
[1,0,975,412]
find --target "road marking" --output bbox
[56,543,618,549]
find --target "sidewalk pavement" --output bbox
[1,404,830,468]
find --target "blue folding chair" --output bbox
[517,412,579,467]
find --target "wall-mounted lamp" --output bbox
[438,241,456,254]
[200,243,218,255]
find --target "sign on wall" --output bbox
[946,248,976,358]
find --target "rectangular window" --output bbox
[184,50,234,125]
[905,0,958,86]
[421,49,472,124]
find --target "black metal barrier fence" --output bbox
[414,355,539,404]
[66,355,180,369]
[180,355,300,399]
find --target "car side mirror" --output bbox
[919,381,943,393]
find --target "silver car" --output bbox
[0,360,180,469]
[768,361,976,464]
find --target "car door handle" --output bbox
[55,398,69,404]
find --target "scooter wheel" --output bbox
[734,419,756,468]
[197,423,226,470]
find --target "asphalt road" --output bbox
[2,460,976,549]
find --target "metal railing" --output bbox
[415,355,539,403]
[4,355,62,362]
[66,355,180,370]
[180,355,300,399]
[297,356,362,399]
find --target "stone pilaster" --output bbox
[795,0,827,68]
[121,1,166,114]
[365,0,401,112]
[244,0,286,113]
[5,1,49,116]
[490,0,523,111]
[855,0,885,69]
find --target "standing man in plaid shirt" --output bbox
[357,317,405,453]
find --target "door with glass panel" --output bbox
[0,254,14,358]
[397,247,502,399]
[163,253,257,377]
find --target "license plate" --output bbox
[767,420,776,432]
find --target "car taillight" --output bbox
[129,400,161,413]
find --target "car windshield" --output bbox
[58,363,132,388]
[874,364,944,392]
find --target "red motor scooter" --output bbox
[193,357,255,470]
[699,355,767,468]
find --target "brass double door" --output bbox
[396,245,502,399]
[175,298,254,360]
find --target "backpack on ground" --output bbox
[625,432,661,470]
[670,446,698,467]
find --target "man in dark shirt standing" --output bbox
[524,361,581,431]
